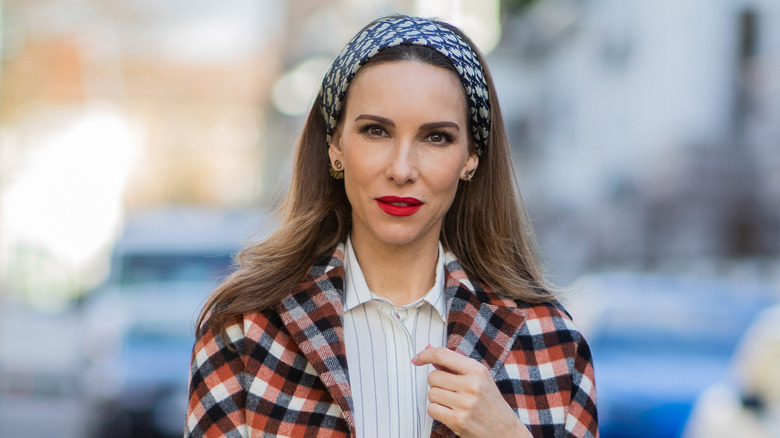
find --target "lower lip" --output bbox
[376,200,422,216]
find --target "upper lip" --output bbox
[376,196,423,205]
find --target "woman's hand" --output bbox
[412,346,533,438]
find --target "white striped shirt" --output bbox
[343,238,448,438]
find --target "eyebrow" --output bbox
[419,121,460,131]
[355,114,394,126]
[354,115,460,131]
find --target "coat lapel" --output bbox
[275,251,356,436]
[431,257,528,438]
[274,250,526,438]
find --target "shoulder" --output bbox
[514,299,576,329]
[197,248,346,354]
[445,255,588,350]
[447,259,579,333]
[449,259,586,346]
[196,309,288,357]
[512,300,586,347]
[444,251,563,312]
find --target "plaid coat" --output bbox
[185,247,598,437]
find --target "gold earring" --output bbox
[329,160,344,179]
[463,168,475,181]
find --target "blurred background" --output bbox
[0,0,778,437]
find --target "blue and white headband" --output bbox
[319,16,491,156]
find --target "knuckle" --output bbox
[454,411,469,429]
[469,358,487,374]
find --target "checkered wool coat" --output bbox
[185,247,598,437]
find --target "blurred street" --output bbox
[0,307,87,438]
[1,0,779,437]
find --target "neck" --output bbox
[349,232,440,307]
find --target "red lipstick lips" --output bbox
[376,196,423,216]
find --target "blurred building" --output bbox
[484,0,780,283]
[1,0,779,301]
[0,0,284,303]
[0,0,507,304]
[1,0,282,208]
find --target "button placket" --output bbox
[381,303,423,438]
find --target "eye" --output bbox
[424,131,453,144]
[359,124,389,138]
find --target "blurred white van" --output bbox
[79,207,265,438]
[0,307,89,438]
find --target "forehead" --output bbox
[344,61,468,120]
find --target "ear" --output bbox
[461,153,479,181]
[328,127,344,165]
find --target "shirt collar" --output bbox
[343,237,448,321]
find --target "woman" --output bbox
[186,15,598,438]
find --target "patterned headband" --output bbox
[319,16,491,156]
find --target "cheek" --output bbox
[428,159,465,198]
[343,146,376,181]
[341,147,378,201]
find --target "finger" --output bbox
[427,402,457,428]
[430,369,491,403]
[427,385,467,410]
[421,345,456,373]
[427,369,463,391]
[412,347,484,376]
[428,402,472,436]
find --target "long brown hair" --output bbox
[197,16,554,336]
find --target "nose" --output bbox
[385,139,418,185]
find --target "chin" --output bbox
[372,233,418,246]
[368,225,434,247]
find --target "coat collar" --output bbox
[441,252,528,377]
[275,245,527,438]
[430,254,529,438]
[275,246,356,434]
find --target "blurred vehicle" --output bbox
[683,304,780,438]
[568,273,776,438]
[0,307,89,438]
[80,207,265,438]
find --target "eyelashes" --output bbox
[358,123,388,138]
[425,131,454,144]
[356,123,455,144]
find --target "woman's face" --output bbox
[329,61,478,250]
